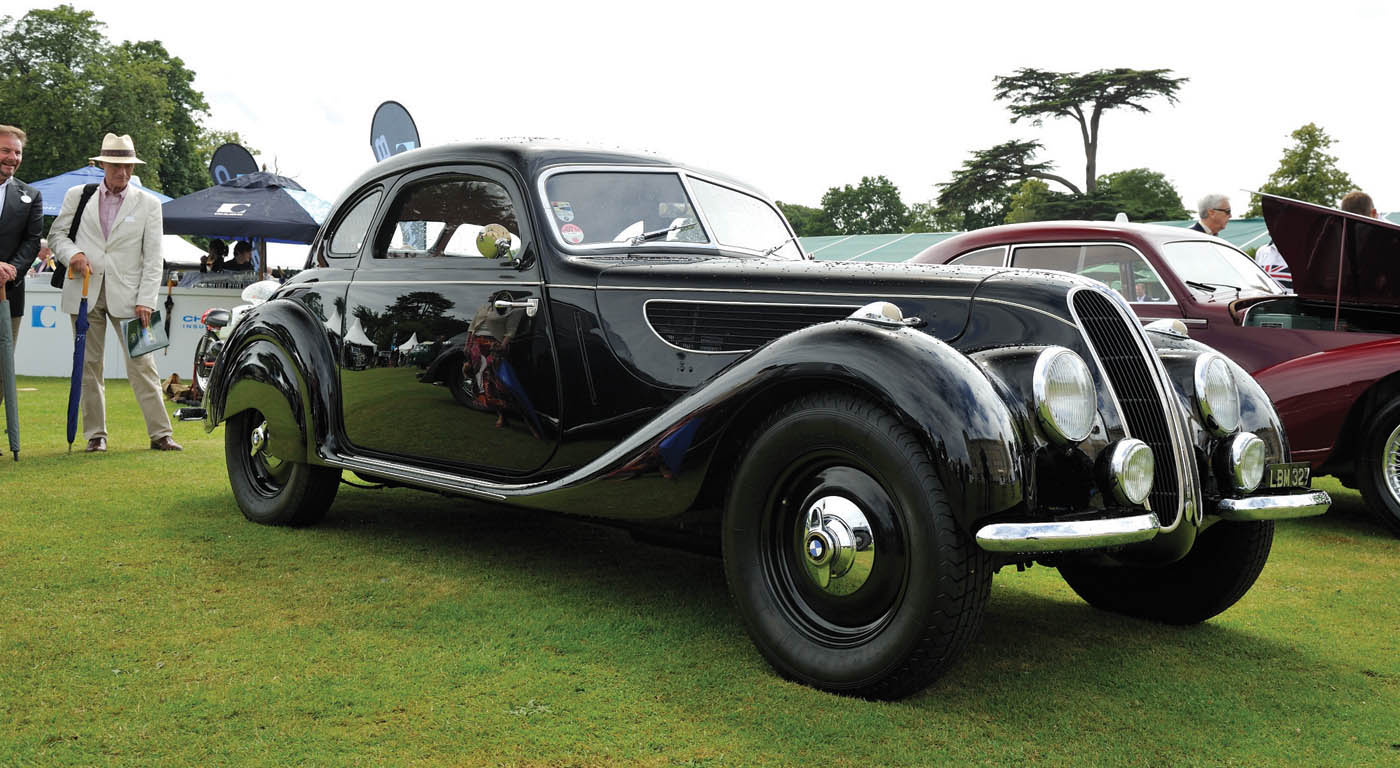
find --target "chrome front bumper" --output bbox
[1215,490,1331,521]
[975,513,1160,553]
[974,490,1330,553]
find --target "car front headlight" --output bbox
[1194,354,1241,435]
[1033,347,1096,444]
[1105,438,1155,505]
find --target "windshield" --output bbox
[542,170,800,259]
[1160,240,1283,296]
[544,171,708,248]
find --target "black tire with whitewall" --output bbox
[1058,518,1275,625]
[722,392,992,700]
[1355,396,1400,536]
[226,408,340,526]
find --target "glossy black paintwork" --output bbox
[204,142,1283,559]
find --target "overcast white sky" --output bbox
[17,0,1398,219]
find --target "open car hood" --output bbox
[1262,192,1400,306]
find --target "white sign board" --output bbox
[16,277,247,380]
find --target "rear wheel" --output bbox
[1058,519,1275,624]
[723,392,991,699]
[1356,397,1400,536]
[226,408,340,526]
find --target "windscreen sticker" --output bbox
[560,223,585,244]
[551,201,574,222]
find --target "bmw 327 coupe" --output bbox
[204,143,1328,698]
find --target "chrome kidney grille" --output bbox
[1071,289,1184,526]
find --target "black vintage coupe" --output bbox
[203,142,1329,698]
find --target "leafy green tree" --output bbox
[993,68,1187,196]
[0,5,222,197]
[1004,179,1053,224]
[937,68,1187,227]
[820,176,909,235]
[1246,123,1354,216]
[903,201,962,233]
[776,201,836,237]
[1095,168,1187,221]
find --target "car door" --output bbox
[340,165,559,475]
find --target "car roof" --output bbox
[336,141,769,204]
[912,220,1225,263]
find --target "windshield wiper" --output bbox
[761,235,804,258]
[1185,280,1241,297]
[630,220,698,246]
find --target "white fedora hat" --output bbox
[90,132,146,165]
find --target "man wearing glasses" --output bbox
[1191,194,1231,235]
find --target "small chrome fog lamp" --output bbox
[1220,432,1266,493]
[1033,347,1096,444]
[1104,438,1155,506]
[1194,354,1241,435]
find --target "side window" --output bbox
[1012,244,1170,303]
[375,175,521,261]
[949,246,1006,266]
[326,190,382,257]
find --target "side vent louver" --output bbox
[646,301,856,352]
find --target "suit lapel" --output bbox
[0,182,20,230]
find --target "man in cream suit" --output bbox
[50,133,180,453]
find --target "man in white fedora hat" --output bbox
[49,133,180,453]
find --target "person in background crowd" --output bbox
[1192,194,1231,235]
[200,239,227,272]
[49,133,181,453]
[225,240,255,272]
[0,124,43,417]
[1340,190,1378,218]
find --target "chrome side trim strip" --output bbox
[975,513,1160,553]
[1215,490,1331,521]
[322,453,546,501]
[548,284,1078,329]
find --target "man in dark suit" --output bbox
[0,124,43,368]
[1191,194,1230,235]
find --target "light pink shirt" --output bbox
[98,181,128,240]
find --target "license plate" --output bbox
[1264,461,1311,490]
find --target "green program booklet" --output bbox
[121,311,170,358]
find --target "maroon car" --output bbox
[914,194,1400,535]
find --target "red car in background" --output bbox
[914,193,1400,535]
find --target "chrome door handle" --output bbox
[493,297,539,318]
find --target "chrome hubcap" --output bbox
[799,496,874,596]
[1383,422,1400,503]
[250,421,269,457]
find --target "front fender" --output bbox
[533,320,1028,529]
[203,298,340,464]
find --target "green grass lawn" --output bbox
[1,376,1396,767]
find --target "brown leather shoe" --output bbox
[85,437,107,453]
[150,436,183,452]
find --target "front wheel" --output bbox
[226,408,340,526]
[1356,397,1400,536]
[723,392,991,700]
[1058,519,1274,625]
